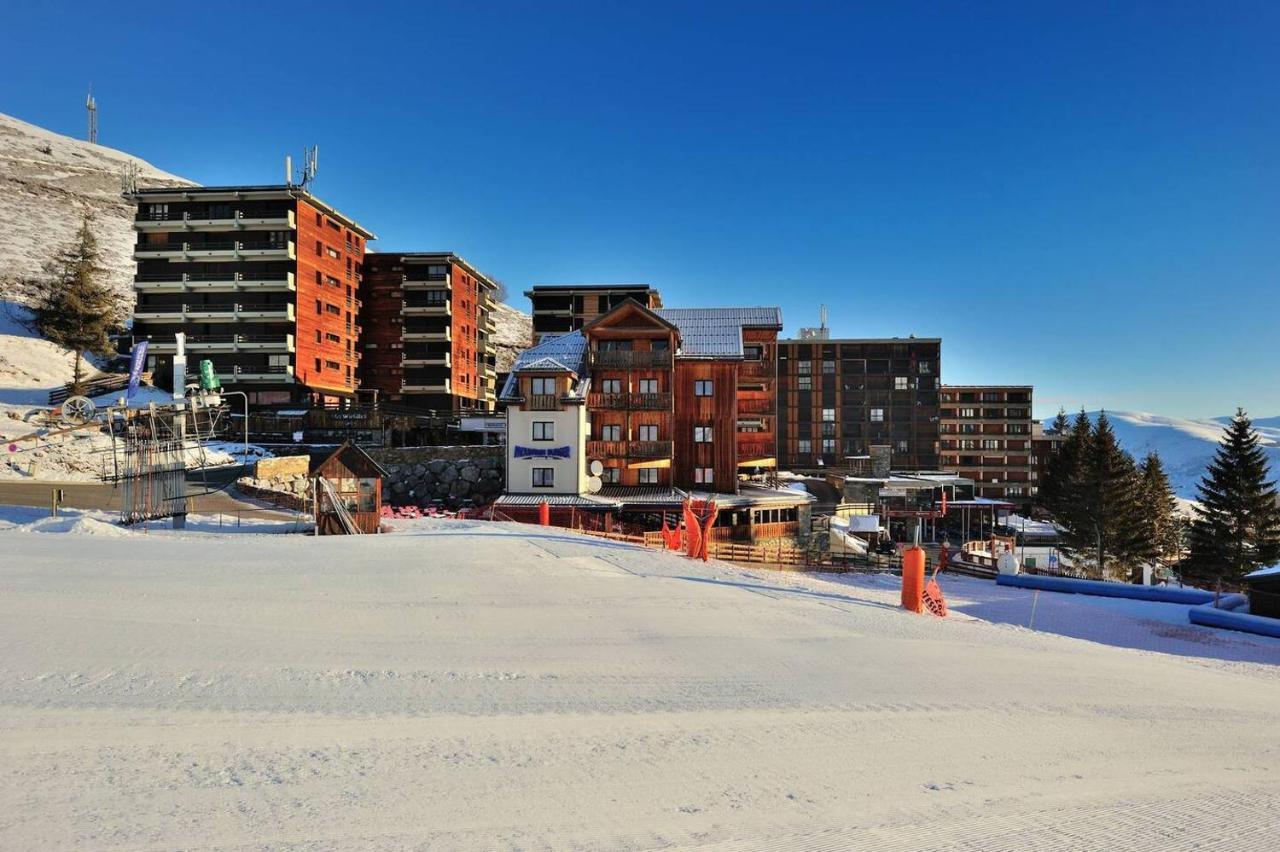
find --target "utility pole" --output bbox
[86,89,98,144]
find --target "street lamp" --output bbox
[218,390,250,468]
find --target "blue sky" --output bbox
[2,2,1277,419]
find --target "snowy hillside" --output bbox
[489,300,532,372]
[0,111,196,312]
[1052,411,1280,499]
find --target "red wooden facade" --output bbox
[294,198,367,401]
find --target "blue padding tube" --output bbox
[995,572,1216,604]
[1189,603,1280,639]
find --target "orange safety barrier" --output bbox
[901,545,925,613]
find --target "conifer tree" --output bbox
[1040,408,1089,521]
[22,214,120,393]
[1136,451,1182,573]
[1185,409,1280,585]
[1054,411,1145,578]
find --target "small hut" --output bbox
[311,441,387,535]
[1244,565,1280,620]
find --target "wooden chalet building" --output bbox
[497,298,811,542]
[312,441,387,534]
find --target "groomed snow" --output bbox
[1,517,1278,849]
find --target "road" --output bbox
[0,465,296,520]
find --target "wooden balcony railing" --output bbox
[587,392,671,410]
[586,440,673,459]
[739,360,775,378]
[737,440,775,458]
[737,398,774,414]
[588,350,672,369]
[525,394,561,410]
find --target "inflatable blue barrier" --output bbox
[995,572,1216,605]
[1189,596,1280,639]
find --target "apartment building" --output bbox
[524,284,662,343]
[126,185,375,406]
[938,385,1035,507]
[776,338,941,471]
[359,253,498,412]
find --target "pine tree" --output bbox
[1055,411,1145,579]
[1049,407,1069,435]
[22,214,120,393]
[1040,408,1089,521]
[1136,452,1182,574]
[1185,409,1280,585]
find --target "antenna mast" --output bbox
[285,146,319,190]
[86,88,98,144]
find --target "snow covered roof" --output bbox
[653,307,783,358]
[1245,564,1280,580]
[499,331,587,400]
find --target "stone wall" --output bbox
[255,455,310,480]
[369,446,504,507]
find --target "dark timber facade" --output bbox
[938,385,1035,508]
[777,338,941,471]
[526,284,663,343]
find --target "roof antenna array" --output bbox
[86,87,98,144]
[286,146,320,190]
[798,303,830,340]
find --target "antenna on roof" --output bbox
[85,88,98,144]
[285,146,319,190]
[798,303,830,340]
[819,303,828,331]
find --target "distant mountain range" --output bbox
[1050,411,1280,499]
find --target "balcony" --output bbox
[402,379,452,393]
[132,302,296,322]
[586,440,673,459]
[134,209,296,232]
[587,350,672,369]
[402,274,449,290]
[526,394,560,410]
[739,360,774,378]
[132,239,295,261]
[587,392,671,410]
[134,271,296,294]
[737,440,775,459]
[402,301,451,316]
[403,326,451,342]
[228,364,295,383]
[737,397,774,414]
[402,352,450,367]
[144,333,295,353]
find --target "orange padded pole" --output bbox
[901,544,925,613]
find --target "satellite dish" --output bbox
[587,476,603,493]
[589,460,604,476]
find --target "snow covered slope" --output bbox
[0,519,1276,849]
[0,111,195,312]
[489,300,532,372]
[1052,411,1280,499]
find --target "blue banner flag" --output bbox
[127,340,148,400]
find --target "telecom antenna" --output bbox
[86,88,98,144]
[819,303,828,332]
[285,146,319,190]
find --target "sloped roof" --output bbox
[654,307,783,358]
[499,331,587,400]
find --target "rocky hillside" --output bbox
[0,112,196,311]
[490,301,532,372]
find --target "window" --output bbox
[694,426,713,443]
[602,466,621,484]
[871,408,885,422]
[918,360,932,375]
[315,329,322,343]
[982,439,1001,450]
[601,424,622,441]
[602,379,622,394]
[743,344,762,361]
[960,407,977,418]
[325,332,341,343]
[694,380,713,397]
[796,376,812,390]
[325,303,341,316]
[325,360,340,370]
[314,358,322,371]
[797,360,812,375]
[637,424,658,441]
[822,408,835,422]
[146,203,168,221]
[532,422,554,441]
[638,468,659,485]
[694,468,713,484]
[896,440,909,453]
[822,439,837,453]
[315,240,323,256]
[895,376,910,390]
[532,468,554,488]
[822,360,835,374]
[531,377,556,395]
[315,299,322,315]
[637,379,658,394]
[326,247,340,259]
